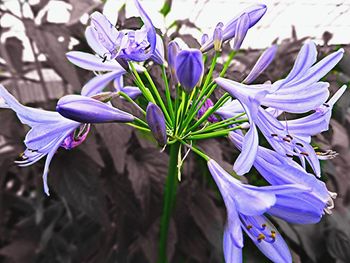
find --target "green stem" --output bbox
[129,63,156,104]
[158,142,181,263]
[161,65,175,119]
[187,126,241,140]
[119,91,146,115]
[126,123,150,132]
[220,50,236,77]
[144,70,172,125]
[191,118,248,135]
[202,51,219,90]
[186,93,231,133]
[178,139,209,161]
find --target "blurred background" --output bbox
[0,0,350,262]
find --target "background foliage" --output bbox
[0,1,350,262]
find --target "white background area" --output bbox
[1,0,350,61]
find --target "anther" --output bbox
[286,153,294,158]
[323,103,330,108]
[261,223,267,229]
[300,152,309,156]
[283,137,291,142]
[286,134,293,140]
[296,142,304,147]
[270,230,276,240]
[271,133,278,137]
[246,225,253,230]
[257,234,265,242]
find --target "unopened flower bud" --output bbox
[146,103,167,146]
[213,22,224,51]
[201,34,209,46]
[167,41,180,82]
[57,95,134,123]
[175,49,204,93]
[233,13,250,51]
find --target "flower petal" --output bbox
[244,45,277,84]
[81,70,124,97]
[66,51,126,72]
[243,215,292,263]
[284,40,317,83]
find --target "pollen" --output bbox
[246,225,253,230]
[257,234,265,242]
[286,134,293,140]
[283,137,291,142]
[270,231,276,240]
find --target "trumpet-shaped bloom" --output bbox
[215,42,344,175]
[201,4,267,52]
[175,49,204,92]
[229,132,334,222]
[146,103,167,146]
[0,85,82,195]
[56,95,134,123]
[207,159,322,263]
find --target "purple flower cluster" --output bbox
[0,0,347,262]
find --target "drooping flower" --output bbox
[175,49,204,92]
[207,159,322,263]
[56,95,134,123]
[0,85,83,195]
[201,4,267,52]
[229,131,335,221]
[146,103,167,146]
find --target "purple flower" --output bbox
[243,45,278,84]
[229,132,335,222]
[175,49,204,92]
[208,159,318,263]
[56,95,134,123]
[146,103,167,146]
[0,85,82,195]
[86,0,162,64]
[201,4,267,52]
[197,98,218,123]
[215,42,344,175]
